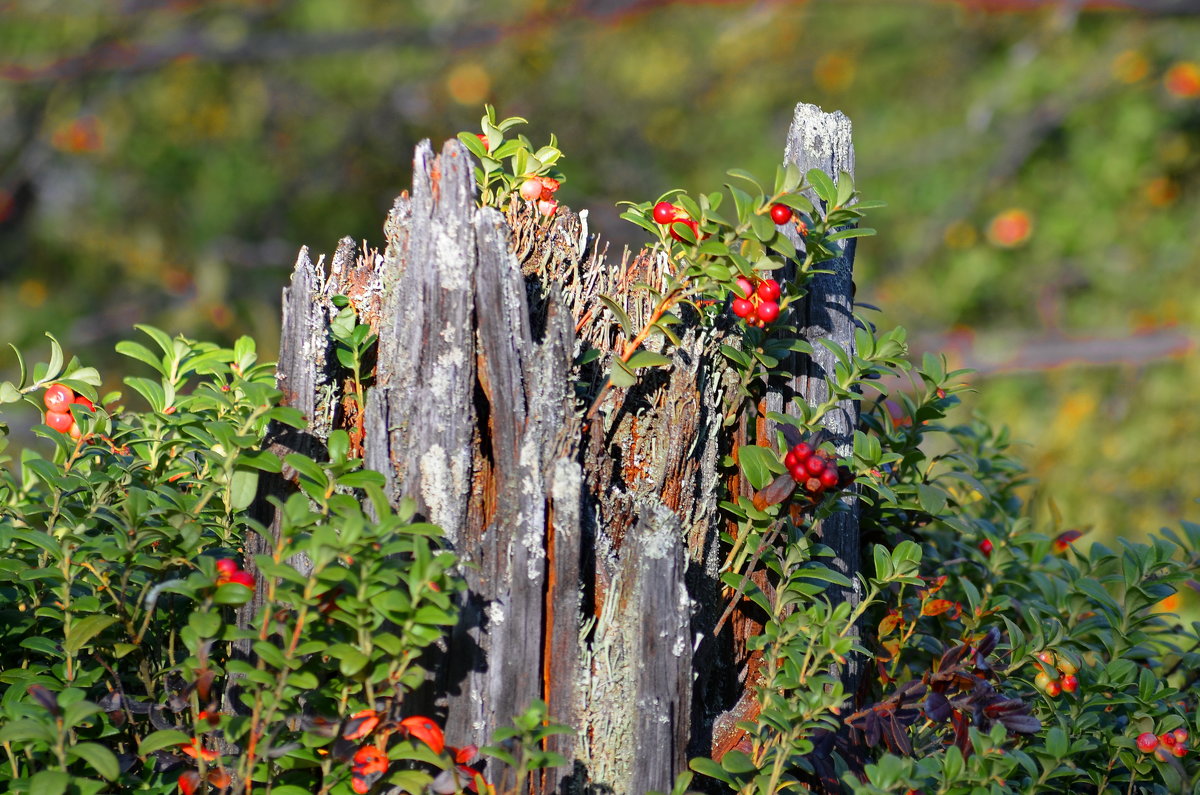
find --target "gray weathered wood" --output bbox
[782,102,863,695]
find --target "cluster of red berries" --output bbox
[1033,650,1078,697]
[519,175,561,217]
[1137,728,1190,758]
[42,383,93,440]
[651,200,705,244]
[215,558,255,590]
[729,275,782,327]
[784,442,853,499]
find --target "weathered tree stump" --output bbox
[256,101,859,794]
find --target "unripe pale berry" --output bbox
[44,384,74,412]
[45,410,73,433]
[1043,679,1062,697]
[755,300,779,323]
[1137,732,1159,753]
[519,179,543,201]
[1174,729,1189,743]
[1034,671,1052,691]
[68,422,81,440]
[653,201,677,225]
[770,203,793,224]
[756,279,781,302]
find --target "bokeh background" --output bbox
[1,0,1197,579]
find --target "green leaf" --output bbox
[44,333,64,382]
[596,294,632,337]
[737,445,780,491]
[139,729,191,755]
[69,742,119,781]
[0,717,56,744]
[609,359,638,388]
[689,756,736,785]
[28,770,70,795]
[826,227,876,242]
[230,469,259,511]
[0,381,20,404]
[63,615,117,656]
[806,168,837,206]
[625,350,672,370]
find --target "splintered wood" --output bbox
[260,101,860,793]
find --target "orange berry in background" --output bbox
[986,208,1033,248]
[1164,61,1200,98]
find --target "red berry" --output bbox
[519,179,543,202]
[755,301,779,323]
[731,298,754,318]
[1061,674,1078,693]
[44,384,74,412]
[1172,743,1187,757]
[1161,732,1178,747]
[735,276,755,299]
[784,450,799,469]
[979,538,994,557]
[756,279,781,302]
[1137,732,1159,753]
[1043,679,1061,697]
[789,464,807,483]
[216,559,237,575]
[45,410,73,433]
[73,395,95,411]
[475,133,490,151]
[653,201,677,225]
[1036,651,1055,666]
[228,571,255,589]
[792,443,812,459]
[769,203,793,224]
[804,455,827,476]
[537,199,558,217]
[1174,729,1189,743]
[819,468,839,489]
[538,177,560,198]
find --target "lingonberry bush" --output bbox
[0,107,1197,795]
[0,329,564,794]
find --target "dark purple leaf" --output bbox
[998,714,1042,733]
[977,626,1001,656]
[924,691,951,722]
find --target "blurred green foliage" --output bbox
[1,0,1197,605]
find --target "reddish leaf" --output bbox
[400,715,445,755]
[343,709,380,742]
[878,611,903,637]
[351,745,389,794]
[921,599,955,617]
[1053,529,1084,552]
